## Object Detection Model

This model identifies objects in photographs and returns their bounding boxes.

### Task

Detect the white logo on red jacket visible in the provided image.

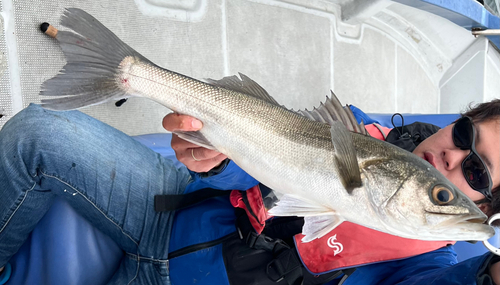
[327,234,344,256]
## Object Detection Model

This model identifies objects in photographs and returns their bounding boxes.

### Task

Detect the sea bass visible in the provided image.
[39,8,494,242]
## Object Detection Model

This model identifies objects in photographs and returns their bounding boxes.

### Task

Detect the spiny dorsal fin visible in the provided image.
[297,91,368,136]
[205,73,280,106]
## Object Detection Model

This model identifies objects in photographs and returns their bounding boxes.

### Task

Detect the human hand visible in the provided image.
[162,113,227,172]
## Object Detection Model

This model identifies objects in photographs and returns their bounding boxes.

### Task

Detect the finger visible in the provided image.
[170,133,198,151]
[212,153,228,164]
[189,162,219,173]
[191,148,226,161]
[162,113,203,132]
[188,154,229,173]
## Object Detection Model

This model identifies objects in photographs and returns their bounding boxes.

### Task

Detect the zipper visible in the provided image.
[168,232,238,259]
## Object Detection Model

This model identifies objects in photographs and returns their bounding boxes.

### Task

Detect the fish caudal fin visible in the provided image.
[268,194,344,241]
[40,8,149,110]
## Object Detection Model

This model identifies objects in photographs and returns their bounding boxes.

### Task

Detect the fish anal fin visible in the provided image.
[174,131,216,150]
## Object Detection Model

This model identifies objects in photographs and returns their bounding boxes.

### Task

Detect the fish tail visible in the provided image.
[40,8,149,110]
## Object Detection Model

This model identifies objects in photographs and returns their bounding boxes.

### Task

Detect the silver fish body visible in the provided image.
[40,8,494,242]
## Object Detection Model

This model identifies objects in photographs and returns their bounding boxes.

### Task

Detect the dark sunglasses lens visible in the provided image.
[463,153,490,190]
[453,117,473,149]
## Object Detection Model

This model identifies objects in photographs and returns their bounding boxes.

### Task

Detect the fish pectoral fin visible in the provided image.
[330,121,362,193]
[268,194,332,216]
[174,131,216,150]
[301,215,344,243]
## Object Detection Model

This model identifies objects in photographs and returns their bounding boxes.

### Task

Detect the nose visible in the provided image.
[443,148,469,171]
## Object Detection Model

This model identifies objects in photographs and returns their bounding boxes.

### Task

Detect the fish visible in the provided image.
[39,8,495,242]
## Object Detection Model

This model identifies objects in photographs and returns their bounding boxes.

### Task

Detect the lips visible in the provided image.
[424,152,437,168]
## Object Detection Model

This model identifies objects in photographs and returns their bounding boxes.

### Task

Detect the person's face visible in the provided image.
[413,118,500,202]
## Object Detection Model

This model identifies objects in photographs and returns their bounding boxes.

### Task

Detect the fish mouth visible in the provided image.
[434,213,488,226]
[452,222,495,241]
[463,217,488,224]
[387,216,494,241]
[427,213,495,241]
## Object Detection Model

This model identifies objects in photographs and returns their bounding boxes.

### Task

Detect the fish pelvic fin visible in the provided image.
[330,121,362,192]
[268,194,333,216]
[40,8,150,110]
[301,215,344,243]
[268,194,344,242]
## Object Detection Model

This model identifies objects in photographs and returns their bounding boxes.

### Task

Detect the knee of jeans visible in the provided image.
[0,104,77,154]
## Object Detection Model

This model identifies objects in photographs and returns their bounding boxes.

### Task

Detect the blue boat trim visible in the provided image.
[394,0,500,48]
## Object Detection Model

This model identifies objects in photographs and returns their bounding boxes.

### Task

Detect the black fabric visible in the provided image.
[385,121,441,152]
[197,158,231,178]
[223,235,289,285]
[261,216,304,246]
[154,188,229,212]
[267,249,304,284]
[260,184,280,210]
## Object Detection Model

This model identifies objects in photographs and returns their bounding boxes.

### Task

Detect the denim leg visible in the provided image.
[0,104,191,282]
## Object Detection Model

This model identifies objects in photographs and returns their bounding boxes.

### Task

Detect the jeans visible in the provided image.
[0,104,191,284]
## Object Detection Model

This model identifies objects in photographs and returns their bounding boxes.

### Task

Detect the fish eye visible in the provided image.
[431,185,454,205]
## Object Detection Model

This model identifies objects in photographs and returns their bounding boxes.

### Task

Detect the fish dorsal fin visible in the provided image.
[330,121,362,192]
[205,73,280,106]
[297,91,368,136]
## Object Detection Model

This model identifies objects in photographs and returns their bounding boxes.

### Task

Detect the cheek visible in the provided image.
[445,170,485,201]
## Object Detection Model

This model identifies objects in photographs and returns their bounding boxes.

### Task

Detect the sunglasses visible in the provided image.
[452,116,493,201]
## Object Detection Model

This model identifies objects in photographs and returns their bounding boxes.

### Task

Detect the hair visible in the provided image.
[461,99,500,223]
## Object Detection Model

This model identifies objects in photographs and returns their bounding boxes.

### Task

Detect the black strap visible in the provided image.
[245,231,303,285]
[246,231,290,253]
[266,249,303,285]
[237,206,304,285]
[154,188,230,212]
